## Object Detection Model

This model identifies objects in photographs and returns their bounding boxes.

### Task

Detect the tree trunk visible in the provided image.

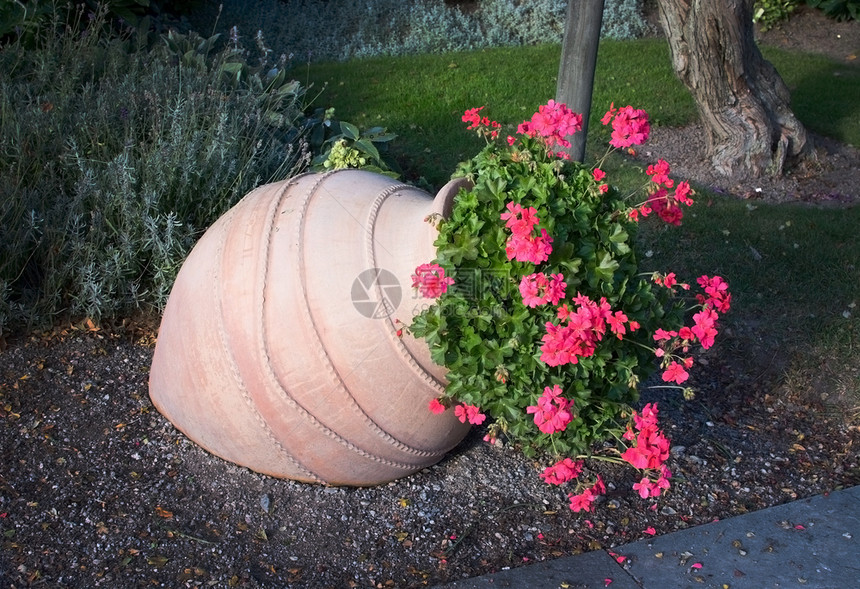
[556,0,605,162]
[656,0,811,180]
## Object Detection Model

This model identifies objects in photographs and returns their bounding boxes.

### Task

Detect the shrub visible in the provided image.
[806,0,859,20]
[181,0,650,62]
[0,0,170,45]
[599,0,653,39]
[753,0,803,30]
[0,8,311,333]
[475,0,568,46]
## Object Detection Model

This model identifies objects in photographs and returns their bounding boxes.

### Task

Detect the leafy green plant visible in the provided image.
[0,0,59,43]
[0,0,155,46]
[79,0,150,25]
[310,109,399,177]
[753,0,802,30]
[806,0,859,20]
[408,102,731,510]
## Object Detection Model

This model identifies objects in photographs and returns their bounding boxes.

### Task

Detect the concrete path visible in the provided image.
[435,485,860,589]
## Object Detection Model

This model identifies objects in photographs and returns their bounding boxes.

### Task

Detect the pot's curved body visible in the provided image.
[149,170,469,485]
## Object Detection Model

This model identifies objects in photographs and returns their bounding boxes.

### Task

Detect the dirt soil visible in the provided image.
[2,8,860,589]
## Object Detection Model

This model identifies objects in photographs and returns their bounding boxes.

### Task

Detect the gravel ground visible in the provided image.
[1,318,859,588]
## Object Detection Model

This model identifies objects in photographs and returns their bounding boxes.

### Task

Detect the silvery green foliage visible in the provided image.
[349,0,480,58]
[0,23,309,332]
[476,0,568,47]
[183,0,649,62]
[601,0,653,40]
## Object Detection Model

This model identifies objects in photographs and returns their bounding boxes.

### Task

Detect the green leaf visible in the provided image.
[340,121,360,141]
[438,231,480,265]
[274,79,301,97]
[353,138,381,162]
[594,250,620,282]
[220,61,243,76]
[364,128,397,142]
[486,176,507,198]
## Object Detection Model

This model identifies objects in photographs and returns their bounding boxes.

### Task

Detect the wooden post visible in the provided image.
[556,0,605,162]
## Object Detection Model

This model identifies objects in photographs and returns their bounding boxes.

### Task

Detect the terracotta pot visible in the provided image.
[149,170,470,486]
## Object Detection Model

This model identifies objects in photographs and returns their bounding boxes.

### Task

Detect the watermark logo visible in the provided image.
[351,268,402,319]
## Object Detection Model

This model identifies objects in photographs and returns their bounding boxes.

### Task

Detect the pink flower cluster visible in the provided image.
[568,475,606,513]
[517,99,582,154]
[540,293,639,367]
[526,384,573,434]
[462,106,501,140]
[629,159,694,225]
[620,403,672,498]
[653,275,731,384]
[455,403,487,425]
[411,263,454,298]
[500,202,553,264]
[601,103,650,149]
[540,457,584,485]
[696,275,732,313]
[431,102,732,514]
[519,272,566,308]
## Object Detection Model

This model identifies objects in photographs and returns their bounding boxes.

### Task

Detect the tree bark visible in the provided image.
[556,0,605,162]
[656,0,811,180]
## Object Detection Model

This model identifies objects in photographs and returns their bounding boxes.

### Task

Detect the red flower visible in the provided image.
[662,361,689,384]
[428,398,446,415]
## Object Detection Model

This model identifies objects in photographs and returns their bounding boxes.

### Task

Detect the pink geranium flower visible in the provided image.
[412,263,454,298]
[646,159,673,187]
[674,181,694,205]
[633,477,656,498]
[519,273,567,308]
[454,403,487,425]
[696,275,732,313]
[568,489,597,512]
[428,398,446,414]
[540,294,630,367]
[505,228,553,264]
[540,458,584,485]
[500,202,539,236]
[602,104,650,148]
[518,99,582,151]
[568,477,606,512]
[462,106,501,139]
[526,385,573,434]
[691,308,719,349]
[653,328,677,342]
[662,361,689,384]
[652,196,684,225]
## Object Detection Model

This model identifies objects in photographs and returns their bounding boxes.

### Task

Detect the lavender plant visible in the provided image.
[0,9,311,333]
